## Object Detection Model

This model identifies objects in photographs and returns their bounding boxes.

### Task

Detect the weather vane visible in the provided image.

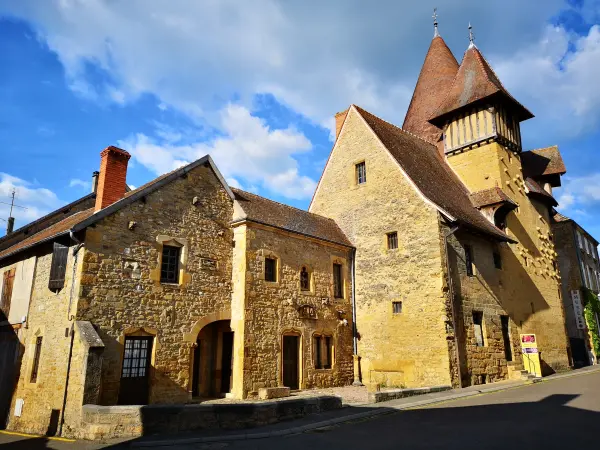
[433,8,439,37]
[468,22,475,47]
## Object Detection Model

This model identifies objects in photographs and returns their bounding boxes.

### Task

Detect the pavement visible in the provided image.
[2,364,600,449]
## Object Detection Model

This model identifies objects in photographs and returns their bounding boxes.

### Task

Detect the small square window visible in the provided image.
[265,257,277,282]
[160,245,181,284]
[493,251,502,269]
[387,232,398,250]
[392,301,402,314]
[356,162,366,184]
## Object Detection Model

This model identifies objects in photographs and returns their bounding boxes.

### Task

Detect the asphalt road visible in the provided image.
[2,370,600,449]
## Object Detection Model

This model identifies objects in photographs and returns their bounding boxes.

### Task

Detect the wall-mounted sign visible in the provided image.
[297,304,317,319]
[571,290,586,330]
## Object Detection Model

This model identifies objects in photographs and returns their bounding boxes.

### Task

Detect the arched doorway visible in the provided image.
[191,320,233,398]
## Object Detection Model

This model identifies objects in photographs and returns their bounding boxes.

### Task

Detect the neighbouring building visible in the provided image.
[552,212,600,367]
[0,18,574,439]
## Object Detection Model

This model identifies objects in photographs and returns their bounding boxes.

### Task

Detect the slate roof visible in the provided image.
[354,106,512,242]
[430,45,533,126]
[402,36,459,144]
[232,188,352,247]
[0,209,95,260]
[470,187,517,209]
[525,177,558,207]
[521,146,566,178]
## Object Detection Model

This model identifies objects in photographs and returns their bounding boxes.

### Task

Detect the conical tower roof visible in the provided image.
[429,44,533,126]
[402,35,459,144]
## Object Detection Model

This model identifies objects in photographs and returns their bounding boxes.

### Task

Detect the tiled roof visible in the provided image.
[521,146,566,178]
[470,187,517,209]
[525,177,558,206]
[232,188,352,247]
[402,36,459,144]
[0,209,94,260]
[430,45,533,125]
[354,106,511,242]
[553,211,571,223]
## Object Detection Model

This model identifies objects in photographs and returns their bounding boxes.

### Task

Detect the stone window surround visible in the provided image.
[386,231,398,250]
[351,158,367,189]
[280,328,303,388]
[27,326,45,386]
[312,330,335,370]
[258,250,281,287]
[155,235,188,286]
[299,264,314,295]
[331,256,347,300]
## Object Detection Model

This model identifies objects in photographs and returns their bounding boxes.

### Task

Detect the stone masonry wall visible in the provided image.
[76,164,234,405]
[238,223,354,397]
[310,108,452,389]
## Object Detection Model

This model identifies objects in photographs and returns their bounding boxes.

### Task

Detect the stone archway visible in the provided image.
[183,309,231,343]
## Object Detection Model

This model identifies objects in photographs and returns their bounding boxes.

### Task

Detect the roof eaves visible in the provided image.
[0,230,71,262]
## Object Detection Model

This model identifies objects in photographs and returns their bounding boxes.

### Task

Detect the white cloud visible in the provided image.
[555,172,600,215]
[118,104,315,199]
[69,178,91,190]
[495,25,600,138]
[0,173,62,234]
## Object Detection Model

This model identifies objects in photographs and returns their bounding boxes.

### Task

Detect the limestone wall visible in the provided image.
[310,108,452,388]
[0,255,36,325]
[238,223,354,397]
[76,164,234,405]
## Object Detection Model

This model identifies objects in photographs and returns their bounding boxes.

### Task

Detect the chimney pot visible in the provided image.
[91,171,100,194]
[95,146,131,212]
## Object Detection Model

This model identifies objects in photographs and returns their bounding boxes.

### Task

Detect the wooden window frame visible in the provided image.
[30,336,43,383]
[333,263,343,299]
[160,245,181,284]
[355,161,366,185]
[265,257,277,282]
[49,242,69,290]
[387,232,398,250]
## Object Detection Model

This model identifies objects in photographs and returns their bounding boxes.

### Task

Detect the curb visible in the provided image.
[131,366,600,447]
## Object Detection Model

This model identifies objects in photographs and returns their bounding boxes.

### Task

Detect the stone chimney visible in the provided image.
[335,108,349,141]
[95,146,131,212]
[91,171,99,194]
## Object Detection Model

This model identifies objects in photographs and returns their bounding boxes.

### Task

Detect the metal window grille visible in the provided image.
[465,245,474,276]
[121,337,151,378]
[160,245,180,283]
[392,301,403,314]
[387,232,398,250]
[265,258,277,282]
[356,162,366,184]
[300,267,310,291]
[30,336,43,383]
[333,263,343,298]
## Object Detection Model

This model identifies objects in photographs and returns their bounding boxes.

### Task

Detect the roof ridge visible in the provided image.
[232,188,338,223]
[354,105,437,148]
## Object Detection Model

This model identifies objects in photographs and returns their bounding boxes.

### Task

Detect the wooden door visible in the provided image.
[118,336,153,405]
[192,341,201,397]
[220,332,234,393]
[282,335,299,390]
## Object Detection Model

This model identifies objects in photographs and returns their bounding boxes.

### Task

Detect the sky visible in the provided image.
[0,0,599,240]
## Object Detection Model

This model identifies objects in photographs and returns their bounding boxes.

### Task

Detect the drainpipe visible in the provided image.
[57,230,84,437]
[443,224,463,388]
[350,247,363,385]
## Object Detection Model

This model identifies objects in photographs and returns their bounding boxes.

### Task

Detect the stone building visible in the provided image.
[0,20,574,438]
[552,212,600,367]
[311,26,570,388]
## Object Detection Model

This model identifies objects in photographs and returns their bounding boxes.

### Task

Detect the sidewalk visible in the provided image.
[130,365,600,447]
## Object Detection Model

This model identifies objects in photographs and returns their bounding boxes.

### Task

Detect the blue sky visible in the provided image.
[0,0,599,241]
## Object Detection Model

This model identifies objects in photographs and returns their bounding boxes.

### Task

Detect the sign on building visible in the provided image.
[571,290,586,330]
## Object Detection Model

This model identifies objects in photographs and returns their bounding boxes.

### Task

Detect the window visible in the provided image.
[160,245,181,283]
[387,232,398,250]
[333,263,343,298]
[472,311,485,347]
[578,231,584,249]
[265,257,277,282]
[493,251,502,270]
[465,245,474,277]
[314,335,333,369]
[48,242,68,290]
[1,268,15,319]
[300,267,310,291]
[356,162,366,184]
[30,336,43,383]
[392,301,403,314]
[122,337,152,378]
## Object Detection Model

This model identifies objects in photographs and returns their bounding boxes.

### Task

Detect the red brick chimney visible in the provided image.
[335,108,349,141]
[95,146,131,212]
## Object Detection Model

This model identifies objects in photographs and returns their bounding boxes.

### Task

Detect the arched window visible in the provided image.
[300,267,310,291]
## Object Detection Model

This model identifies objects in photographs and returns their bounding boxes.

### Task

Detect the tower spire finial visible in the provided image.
[433,8,439,37]
[468,22,475,48]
